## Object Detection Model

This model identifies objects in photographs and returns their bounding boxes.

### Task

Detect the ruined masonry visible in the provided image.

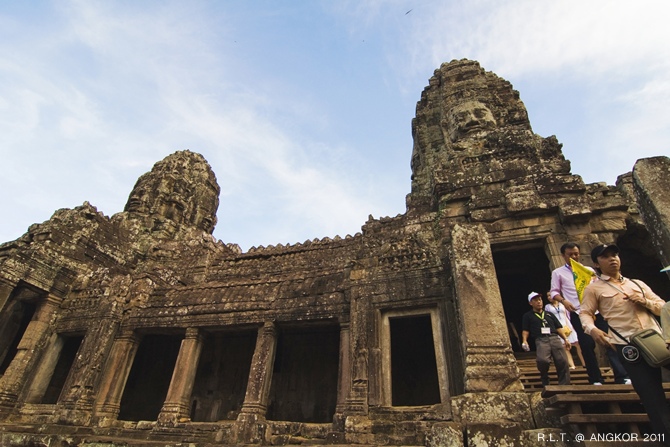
[0,59,669,446]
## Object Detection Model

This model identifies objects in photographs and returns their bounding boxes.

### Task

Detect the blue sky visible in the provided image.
[1,1,669,251]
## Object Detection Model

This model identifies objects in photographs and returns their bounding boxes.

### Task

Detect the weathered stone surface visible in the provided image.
[465,422,523,447]
[451,392,532,430]
[633,156,670,267]
[0,60,668,446]
[425,422,464,447]
[409,59,573,220]
[528,391,561,429]
[447,224,523,393]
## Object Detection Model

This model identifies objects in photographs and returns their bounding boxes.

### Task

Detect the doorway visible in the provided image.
[492,242,552,352]
[117,334,182,421]
[267,323,340,423]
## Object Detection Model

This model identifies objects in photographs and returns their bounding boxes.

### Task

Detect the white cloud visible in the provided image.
[407,1,670,79]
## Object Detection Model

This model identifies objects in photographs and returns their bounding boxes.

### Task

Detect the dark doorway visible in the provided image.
[492,244,552,351]
[190,330,257,422]
[389,314,440,406]
[118,334,182,421]
[267,324,339,423]
[41,335,84,404]
[0,299,37,374]
[617,226,670,300]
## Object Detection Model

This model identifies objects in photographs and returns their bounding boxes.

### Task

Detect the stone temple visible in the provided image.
[0,59,669,446]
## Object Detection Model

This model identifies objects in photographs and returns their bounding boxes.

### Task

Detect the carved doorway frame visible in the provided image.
[379,307,449,407]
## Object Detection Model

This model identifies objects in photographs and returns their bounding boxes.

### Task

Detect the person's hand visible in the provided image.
[521,342,530,352]
[564,340,571,350]
[562,299,576,313]
[624,291,646,305]
[589,327,614,350]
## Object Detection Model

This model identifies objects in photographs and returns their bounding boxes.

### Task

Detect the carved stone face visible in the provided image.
[124,151,219,234]
[445,101,497,143]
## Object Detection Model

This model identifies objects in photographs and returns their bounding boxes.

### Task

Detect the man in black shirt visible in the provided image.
[522,291,572,386]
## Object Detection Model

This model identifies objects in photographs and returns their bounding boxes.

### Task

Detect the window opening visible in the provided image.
[389,314,440,406]
[267,324,339,422]
[0,300,37,374]
[41,335,84,404]
[118,334,182,421]
[190,330,256,422]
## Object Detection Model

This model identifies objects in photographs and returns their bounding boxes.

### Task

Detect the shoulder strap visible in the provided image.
[630,279,646,297]
[608,325,630,344]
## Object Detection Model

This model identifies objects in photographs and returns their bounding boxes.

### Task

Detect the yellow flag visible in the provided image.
[570,258,595,303]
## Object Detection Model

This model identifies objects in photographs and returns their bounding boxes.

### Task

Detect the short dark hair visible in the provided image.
[560,242,580,254]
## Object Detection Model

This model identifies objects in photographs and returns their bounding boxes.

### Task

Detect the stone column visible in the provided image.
[332,319,351,431]
[56,318,120,425]
[0,276,16,315]
[93,329,139,426]
[335,319,351,413]
[447,223,523,393]
[633,156,670,268]
[236,321,277,444]
[23,333,65,404]
[157,327,204,426]
[0,293,62,415]
[345,291,369,414]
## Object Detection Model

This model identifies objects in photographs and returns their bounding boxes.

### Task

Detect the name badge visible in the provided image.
[541,327,551,335]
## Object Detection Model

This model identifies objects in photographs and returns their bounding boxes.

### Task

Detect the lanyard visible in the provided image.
[551,304,566,324]
[534,311,547,326]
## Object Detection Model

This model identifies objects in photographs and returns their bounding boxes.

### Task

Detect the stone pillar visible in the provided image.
[157,328,204,426]
[447,223,523,392]
[332,319,351,430]
[23,333,65,404]
[345,291,369,414]
[0,294,62,415]
[0,276,16,315]
[93,329,139,425]
[57,318,120,425]
[336,319,351,413]
[236,321,277,444]
[633,156,670,268]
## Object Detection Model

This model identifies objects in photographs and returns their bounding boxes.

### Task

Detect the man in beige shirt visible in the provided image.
[581,244,669,441]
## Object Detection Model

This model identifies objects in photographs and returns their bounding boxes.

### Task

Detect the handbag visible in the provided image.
[630,328,670,368]
[602,279,670,367]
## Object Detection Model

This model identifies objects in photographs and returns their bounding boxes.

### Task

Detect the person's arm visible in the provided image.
[628,280,665,316]
[580,285,614,349]
[521,314,531,351]
[551,269,576,312]
[557,327,572,350]
[521,330,530,351]
[661,302,670,344]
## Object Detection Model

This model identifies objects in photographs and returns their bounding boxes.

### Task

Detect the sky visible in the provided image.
[1,1,669,251]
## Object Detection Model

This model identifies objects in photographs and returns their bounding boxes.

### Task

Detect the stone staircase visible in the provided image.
[516,354,615,391]
[516,353,667,446]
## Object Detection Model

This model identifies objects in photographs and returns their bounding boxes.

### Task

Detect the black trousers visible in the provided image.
[570,311,603,383]
[615,345,670,443]
[570,312,629,383]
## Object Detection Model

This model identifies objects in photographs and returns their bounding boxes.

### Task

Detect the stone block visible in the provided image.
[425,422,464,447]
[465,422,523,446]
[451,392,533,430]
[633,156,670,266]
